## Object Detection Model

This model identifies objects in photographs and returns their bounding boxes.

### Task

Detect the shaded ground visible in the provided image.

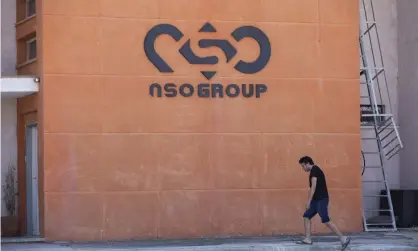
[2,230,418,250]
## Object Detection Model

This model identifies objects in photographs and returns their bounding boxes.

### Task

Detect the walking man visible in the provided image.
[297,156,351,250]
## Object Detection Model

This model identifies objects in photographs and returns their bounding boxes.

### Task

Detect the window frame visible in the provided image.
[26,0,36,18]
[26,37,37,62]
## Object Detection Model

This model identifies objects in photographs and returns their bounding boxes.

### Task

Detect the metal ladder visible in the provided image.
[359,0,403,232]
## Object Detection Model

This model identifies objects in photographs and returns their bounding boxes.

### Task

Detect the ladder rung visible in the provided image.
[360,65,384,68]
[377,120,392,134]
[360,67,384,70]
[361,125,377,129]
[366,223,394,226]
[386,146,402,160]
[385,144,401,156]
[361,137,378,140]
[363,180,385,183]
[363,195,388,198]
[364,209,391,212]
[364,228,397,232]
[372,69,384,80]
[361,113,393,118]
[366,222,395,225]
[382,136,398,150]
[380,129,395,142]
[362,23,376,35]
[362,166,383,169]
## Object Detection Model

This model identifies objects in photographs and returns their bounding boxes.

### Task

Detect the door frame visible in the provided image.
[17,111,38,236]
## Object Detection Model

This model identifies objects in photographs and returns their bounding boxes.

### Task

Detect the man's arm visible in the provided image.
[307,177,317,208]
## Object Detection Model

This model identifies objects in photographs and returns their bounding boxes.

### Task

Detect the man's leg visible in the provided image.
[318,199,349,245]
[324,221,347,243]
[303,217,312,242]
[300,201,317,244]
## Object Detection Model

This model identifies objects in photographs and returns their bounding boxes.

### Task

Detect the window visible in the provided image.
[26,0,36,17]
[26,38,37,61]
[360,104,385,126]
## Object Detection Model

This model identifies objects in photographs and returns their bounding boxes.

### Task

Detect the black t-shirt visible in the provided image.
[309,165,329,200]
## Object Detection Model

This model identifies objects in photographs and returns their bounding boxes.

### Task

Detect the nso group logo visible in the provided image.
[144,22,271,98]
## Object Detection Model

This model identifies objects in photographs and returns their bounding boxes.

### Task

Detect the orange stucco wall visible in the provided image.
[40,0,362,241]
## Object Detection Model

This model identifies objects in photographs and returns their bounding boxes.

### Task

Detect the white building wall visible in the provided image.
[360,0,400,215]
[369,0,400,189]
[1,0,16,76]
[1,0,18,217]
[398,0,418,190]
[1,99,18,216]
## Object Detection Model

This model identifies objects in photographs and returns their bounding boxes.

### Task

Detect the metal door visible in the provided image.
[25,124,39,236]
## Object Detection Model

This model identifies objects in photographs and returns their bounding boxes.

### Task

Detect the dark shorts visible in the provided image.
[303,198,330,223]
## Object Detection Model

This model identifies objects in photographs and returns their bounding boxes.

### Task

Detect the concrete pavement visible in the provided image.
[2,230,418,250]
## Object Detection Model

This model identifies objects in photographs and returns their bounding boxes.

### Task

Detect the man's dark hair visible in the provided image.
[299,156,314,165]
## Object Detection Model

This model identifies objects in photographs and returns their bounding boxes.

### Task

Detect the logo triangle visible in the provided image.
[199,22,217,33]
[201,71,217,80]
